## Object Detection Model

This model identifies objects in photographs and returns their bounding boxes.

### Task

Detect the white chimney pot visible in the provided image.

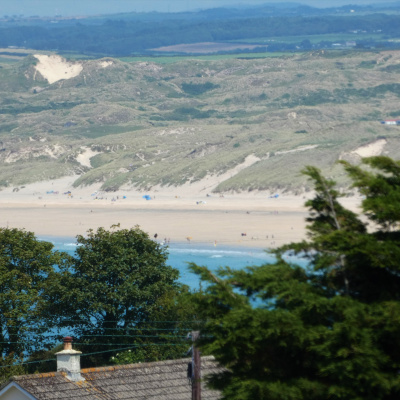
[55,337,84,382]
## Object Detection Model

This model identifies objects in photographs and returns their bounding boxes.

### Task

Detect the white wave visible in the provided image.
[169,247,267,257]
[63,242,79,247]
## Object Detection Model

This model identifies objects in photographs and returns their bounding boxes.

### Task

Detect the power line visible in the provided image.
[0,358,56,369]
[75,334,188,338]
[57,328,196,332]
[0,333,192,346]
[77,328,193,331]
[1,342,187,346]
[48,328,195,333]
[1,318,204,323]
[0,343,189,369]
[80,344,185,357]
[76,342,187,347]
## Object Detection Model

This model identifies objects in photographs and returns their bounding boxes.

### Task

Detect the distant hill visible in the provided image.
[0,3,400,57]
[1,49,400,193]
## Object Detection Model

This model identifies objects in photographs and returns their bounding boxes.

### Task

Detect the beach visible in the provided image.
[0,176,362,249]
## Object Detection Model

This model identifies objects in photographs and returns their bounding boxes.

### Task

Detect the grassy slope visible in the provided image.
[0,50,400,192]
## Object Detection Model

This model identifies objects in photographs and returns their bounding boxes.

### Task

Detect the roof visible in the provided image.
[1,357,222,400]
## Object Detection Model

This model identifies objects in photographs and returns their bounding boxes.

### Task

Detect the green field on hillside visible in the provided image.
[119,52,292,64]
[234,33,387,44]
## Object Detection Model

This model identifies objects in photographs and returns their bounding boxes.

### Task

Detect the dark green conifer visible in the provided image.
[190,157,400,400]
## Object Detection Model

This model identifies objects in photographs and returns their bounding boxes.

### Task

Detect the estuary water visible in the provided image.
[40,236,278,289]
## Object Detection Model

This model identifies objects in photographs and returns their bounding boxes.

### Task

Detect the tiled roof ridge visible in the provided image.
[0,372,67,391]
[11,371,61,381]
[81,355,216,373]
[6,355,217,381]
[1,356,223,400]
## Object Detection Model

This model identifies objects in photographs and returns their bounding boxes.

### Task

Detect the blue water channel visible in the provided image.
[40,236,283,289]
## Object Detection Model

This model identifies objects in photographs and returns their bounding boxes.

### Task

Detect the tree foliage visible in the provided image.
[48,225,189,366]
[190,156,400,400]
[1,13,400,56]
[0,228,68,382]
[0,225,191,376]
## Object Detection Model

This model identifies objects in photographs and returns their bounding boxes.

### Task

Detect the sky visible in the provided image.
[0,0,396,17]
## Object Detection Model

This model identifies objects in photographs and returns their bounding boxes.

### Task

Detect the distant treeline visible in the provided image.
[0,13,400,56]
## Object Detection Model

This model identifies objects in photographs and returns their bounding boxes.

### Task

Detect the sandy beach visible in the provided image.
[0,177,312,249]
[0,176,362,249]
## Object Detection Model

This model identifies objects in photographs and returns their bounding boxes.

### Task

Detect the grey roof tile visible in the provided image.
[3,356,223,400]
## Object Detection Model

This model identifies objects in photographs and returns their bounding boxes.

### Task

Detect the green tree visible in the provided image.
[50,225,190,366]
[0,354,26,385]
[0,228,68,380]
[189,156,400,400]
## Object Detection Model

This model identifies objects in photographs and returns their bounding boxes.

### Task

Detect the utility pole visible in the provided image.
[191,331,201,400]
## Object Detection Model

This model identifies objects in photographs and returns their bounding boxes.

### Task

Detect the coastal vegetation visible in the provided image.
[0,225,190,380]
[1,2,400,194]
[0,228,69,380]
[189,156,400,399]
[2,2,400,396]
[1,156,400,400]
[1,49,400,193]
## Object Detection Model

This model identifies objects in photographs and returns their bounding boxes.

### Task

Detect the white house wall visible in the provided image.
[0,383,36,400]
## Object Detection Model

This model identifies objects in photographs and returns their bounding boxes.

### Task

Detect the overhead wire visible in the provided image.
[1,318,204,323]
[0,343,191,369]
[0,328,198,336]
[0,334,189,343]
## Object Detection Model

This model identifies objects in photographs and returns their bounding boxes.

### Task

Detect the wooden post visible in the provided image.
[192,331,201,400]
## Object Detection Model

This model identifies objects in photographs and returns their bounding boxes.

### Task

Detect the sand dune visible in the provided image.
[34,54,83,84]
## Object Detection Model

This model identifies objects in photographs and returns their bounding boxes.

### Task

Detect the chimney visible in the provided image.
[55,337,84,382]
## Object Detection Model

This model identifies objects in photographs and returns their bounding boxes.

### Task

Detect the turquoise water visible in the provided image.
[40,236,278,289]
[35,236,308,343]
